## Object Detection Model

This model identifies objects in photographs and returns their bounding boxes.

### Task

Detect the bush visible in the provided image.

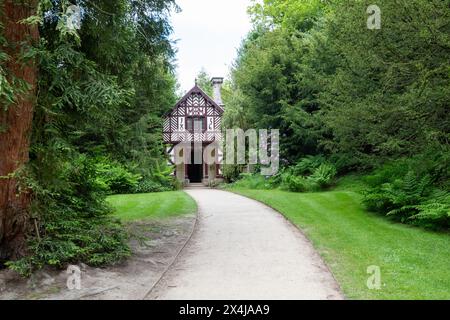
[228,157,337,193]
[230,173,275,190]
[133,179,172,193]
[222,164,244,183]
[147,162,180,191]
[279,160,337,192]
[131,162,180,194]
[280,173,310,192]
[410,193,450,229]
[95,158,141,195]
[329,153,364,173]
[292,155,326,176]
[363,155,450,230]
[7,155,130,276]
[309,163,337,188]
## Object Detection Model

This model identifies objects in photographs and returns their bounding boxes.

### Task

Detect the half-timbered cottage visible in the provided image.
[164,78,225,185]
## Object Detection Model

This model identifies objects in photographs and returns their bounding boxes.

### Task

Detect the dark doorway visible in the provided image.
[188,149,203,183]
[188,164,203,183]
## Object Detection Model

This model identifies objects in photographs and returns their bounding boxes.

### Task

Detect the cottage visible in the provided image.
[164,78,225,185]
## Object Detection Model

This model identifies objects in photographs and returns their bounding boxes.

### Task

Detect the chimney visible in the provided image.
[211,77,224,107]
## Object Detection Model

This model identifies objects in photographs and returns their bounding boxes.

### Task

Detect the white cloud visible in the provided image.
[170,0,252,92]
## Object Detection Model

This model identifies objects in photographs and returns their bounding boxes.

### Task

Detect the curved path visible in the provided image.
[147,188,343,300]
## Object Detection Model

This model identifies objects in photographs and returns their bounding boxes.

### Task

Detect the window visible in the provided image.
[194,118,203,131]
[187,117,204,132]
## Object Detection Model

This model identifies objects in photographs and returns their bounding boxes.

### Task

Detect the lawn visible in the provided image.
[107,191,197,221]
[231,188,450,300]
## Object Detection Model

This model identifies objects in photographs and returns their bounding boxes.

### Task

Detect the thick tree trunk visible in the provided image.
[0,0,39,262]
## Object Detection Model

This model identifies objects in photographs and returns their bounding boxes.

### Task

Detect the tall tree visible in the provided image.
[2,0,177,275]
[195,69,213,96]
[0,0,39,261]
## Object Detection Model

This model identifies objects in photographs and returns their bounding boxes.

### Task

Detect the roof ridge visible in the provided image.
[171,85,224,114]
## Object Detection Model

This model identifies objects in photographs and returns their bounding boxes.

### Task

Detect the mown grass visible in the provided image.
[107,191,197,221]
[231,188,450,300]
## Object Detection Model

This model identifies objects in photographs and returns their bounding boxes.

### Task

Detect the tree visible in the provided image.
[1,0,177,275]
[227,23,325,163]
[227,0,450,229]
[0,0,39,261]
[229,0,449,169]
[195,68,213,96]
[319,0,450,167]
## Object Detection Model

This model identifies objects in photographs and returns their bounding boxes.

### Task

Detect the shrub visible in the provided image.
[292,155,326,176]
[364,171,432,214]
[95,158,141,195]
[7,155,130,276]
[329,153,364,173]
[228,157,337,193]
[131,162,181,194]
[231,173,275,190]
[410,193,450,229]
[279,160,337,192]
[222,164,244,183]
[363,158,450,230]
[308,163,337,189]
[150,163,180,190]
[133,179,172,193]
[280,173,310,192]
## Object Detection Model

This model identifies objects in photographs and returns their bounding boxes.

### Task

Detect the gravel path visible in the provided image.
[147,188,343,300]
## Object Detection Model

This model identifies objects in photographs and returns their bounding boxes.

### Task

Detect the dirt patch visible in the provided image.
[0,213,196,300]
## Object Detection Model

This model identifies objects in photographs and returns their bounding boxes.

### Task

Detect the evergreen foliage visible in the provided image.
[2,0,178,274]
[226,0,449,229]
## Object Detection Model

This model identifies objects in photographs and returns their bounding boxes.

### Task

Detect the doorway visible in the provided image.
[188,149,203,183]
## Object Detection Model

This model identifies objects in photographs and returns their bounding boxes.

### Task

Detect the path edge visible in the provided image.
[142,191,200,300]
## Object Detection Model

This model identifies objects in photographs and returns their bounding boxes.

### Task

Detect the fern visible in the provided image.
[280,173,310,192]
[364,168,449,229]
[410,191,450,228]
[292,155,326,176]
[308,163,337,188]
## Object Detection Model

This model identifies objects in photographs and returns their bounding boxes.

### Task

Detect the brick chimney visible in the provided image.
[211,77,224,107]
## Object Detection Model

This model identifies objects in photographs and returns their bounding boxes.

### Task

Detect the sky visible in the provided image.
[170,0,253,92]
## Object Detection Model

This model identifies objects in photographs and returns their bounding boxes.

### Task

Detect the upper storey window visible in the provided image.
[187,117,204,132]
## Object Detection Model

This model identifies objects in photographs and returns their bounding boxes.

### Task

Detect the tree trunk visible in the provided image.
[0,0,39,262]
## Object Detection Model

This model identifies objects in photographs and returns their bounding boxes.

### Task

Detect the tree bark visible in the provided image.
[0,0,39,262]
